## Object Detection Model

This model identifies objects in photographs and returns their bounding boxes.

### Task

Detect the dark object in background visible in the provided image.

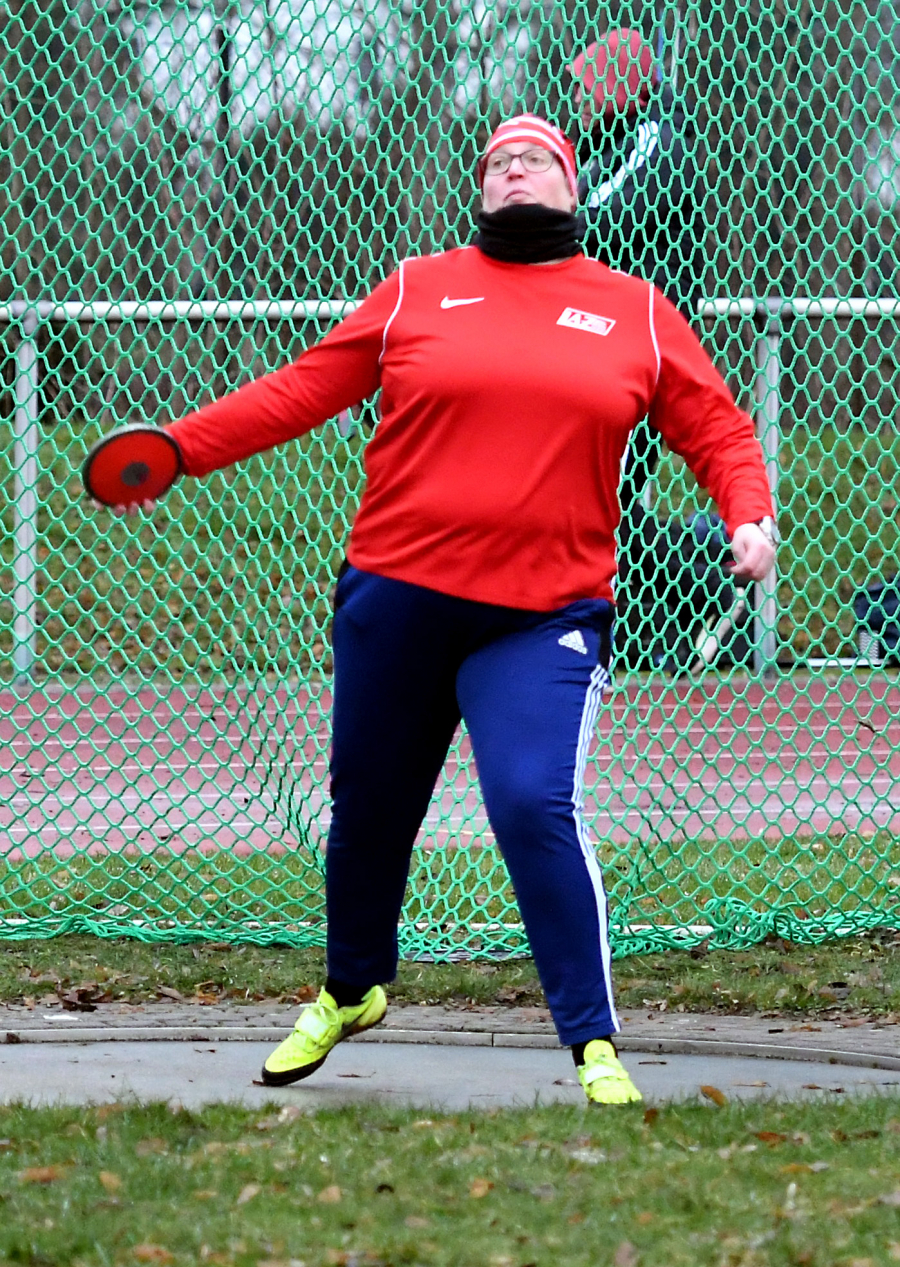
[571,32,706,545]
[854,576,900,665]
[616,506,752,673]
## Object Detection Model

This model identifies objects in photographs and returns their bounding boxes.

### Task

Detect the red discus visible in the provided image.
[82,425,183,507]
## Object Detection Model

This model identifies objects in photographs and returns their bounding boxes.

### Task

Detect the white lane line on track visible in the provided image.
[3,774,897,812]
[0,817,293,843]
[5,805,896,848]
[0,788,267,803]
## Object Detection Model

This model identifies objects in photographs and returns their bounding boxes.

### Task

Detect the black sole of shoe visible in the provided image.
[259,1013,386,1088]
[260,1053,328,1088]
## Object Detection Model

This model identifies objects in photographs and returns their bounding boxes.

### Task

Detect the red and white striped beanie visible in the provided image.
[478,114,578,198]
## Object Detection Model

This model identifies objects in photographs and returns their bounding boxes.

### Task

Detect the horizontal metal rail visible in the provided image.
[5,295,895,681]
[697,296,899,675]
[698,297,900,319]
[0,298,359,324]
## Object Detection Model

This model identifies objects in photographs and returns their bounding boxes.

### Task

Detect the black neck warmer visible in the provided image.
[473,203,582,264]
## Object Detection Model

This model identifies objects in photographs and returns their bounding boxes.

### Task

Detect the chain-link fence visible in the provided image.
[1,1,898,955]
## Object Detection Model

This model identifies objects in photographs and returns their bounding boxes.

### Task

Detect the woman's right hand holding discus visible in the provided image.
[94,498,158,516]
[82,426,182,513]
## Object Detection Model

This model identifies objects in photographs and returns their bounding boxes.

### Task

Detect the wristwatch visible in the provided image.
[753,516,781,546]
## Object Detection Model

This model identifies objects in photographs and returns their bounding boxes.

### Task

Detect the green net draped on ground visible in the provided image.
[1,2,898,957]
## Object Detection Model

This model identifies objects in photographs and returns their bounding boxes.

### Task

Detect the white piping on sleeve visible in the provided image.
[379,259,405,366]
[648,281,661,386]
[572,662,620,1034]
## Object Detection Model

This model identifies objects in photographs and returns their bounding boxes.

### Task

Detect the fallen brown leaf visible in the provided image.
[613,1241,639,1267]
[317,1184,342,1204]
[755,1131,788,1145]
[59,983,104,1012]
[18,1166,66,1184]
[700,1085,727,1107]
[827,1197,873,1216]
[469,1177,494,1199]
[255,1105,305,1131]
[132,1246,175,1264]
[135,1138,167,1157]
[283,983,317,1004]
[642,1108,659,1126]
[99,1171,122,1193]
[235,1183,260,1206]
[95,1103,128,1121]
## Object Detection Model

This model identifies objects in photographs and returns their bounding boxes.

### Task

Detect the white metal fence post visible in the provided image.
[12,306,40,681]
[754,301,781,678]
[3,298,360,683]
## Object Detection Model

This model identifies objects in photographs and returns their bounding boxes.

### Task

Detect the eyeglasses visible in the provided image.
[483,148,555,176]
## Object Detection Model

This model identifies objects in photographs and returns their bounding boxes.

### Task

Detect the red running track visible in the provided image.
[1,675,899,862]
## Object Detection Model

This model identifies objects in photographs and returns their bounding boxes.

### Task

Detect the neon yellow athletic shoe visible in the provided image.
[261,986,387,1087]
[577,1039,643,1105]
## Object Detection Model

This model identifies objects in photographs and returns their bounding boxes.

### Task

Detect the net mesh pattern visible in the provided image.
[1,1,898,956]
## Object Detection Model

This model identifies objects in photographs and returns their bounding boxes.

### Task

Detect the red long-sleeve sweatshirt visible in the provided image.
[166,248,774,611]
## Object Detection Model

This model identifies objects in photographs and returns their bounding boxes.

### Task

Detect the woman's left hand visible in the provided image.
[730,522,776,583]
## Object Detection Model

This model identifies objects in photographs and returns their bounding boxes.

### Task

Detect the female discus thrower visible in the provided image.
[128,115,778,1106]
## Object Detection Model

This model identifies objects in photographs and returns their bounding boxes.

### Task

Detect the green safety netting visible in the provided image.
[1,1,898,957]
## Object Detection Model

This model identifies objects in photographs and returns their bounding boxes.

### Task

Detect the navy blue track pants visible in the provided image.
[325,564,620,1046]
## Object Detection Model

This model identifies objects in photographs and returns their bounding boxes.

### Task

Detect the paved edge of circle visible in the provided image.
[3,1010,899,1071]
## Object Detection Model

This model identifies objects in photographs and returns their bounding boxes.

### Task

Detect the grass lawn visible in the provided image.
[1,932,898,1019]
[1,826,897,962]
[0,1098,899,1267]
